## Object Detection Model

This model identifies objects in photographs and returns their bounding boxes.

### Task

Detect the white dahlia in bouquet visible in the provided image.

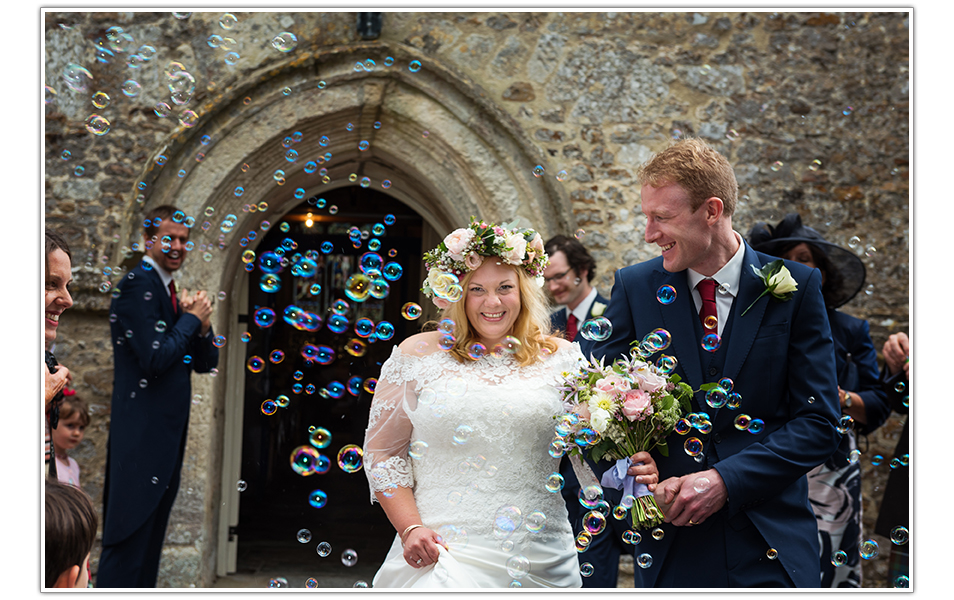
[555,330,693,530]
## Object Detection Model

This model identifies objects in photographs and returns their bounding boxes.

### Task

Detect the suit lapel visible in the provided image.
[652,268,703,395]
[721,244,770,382]
[141,265,177,321]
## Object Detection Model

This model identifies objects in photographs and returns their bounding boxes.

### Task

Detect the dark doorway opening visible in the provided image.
[235,186,424,584]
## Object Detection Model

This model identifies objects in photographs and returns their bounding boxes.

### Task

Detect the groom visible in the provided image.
[581,139,841,587]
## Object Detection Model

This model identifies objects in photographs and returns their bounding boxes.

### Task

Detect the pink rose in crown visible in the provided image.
[527,232,545,261]
[444,228,475,261]
[595,374,629,395]
[464,252,483,271]
[622,389,654,421]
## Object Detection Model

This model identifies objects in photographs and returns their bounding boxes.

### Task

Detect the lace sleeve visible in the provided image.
[363,346,416,504]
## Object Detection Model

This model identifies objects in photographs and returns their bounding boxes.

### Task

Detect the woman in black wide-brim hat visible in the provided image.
[748,213,890,588]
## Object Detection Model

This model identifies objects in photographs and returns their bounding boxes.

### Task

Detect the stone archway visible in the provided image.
[114,42,573,584]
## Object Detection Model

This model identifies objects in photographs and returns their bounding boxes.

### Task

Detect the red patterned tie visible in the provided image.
[697,279,718,337]
[566,313,578,341]
[169,280,179,313]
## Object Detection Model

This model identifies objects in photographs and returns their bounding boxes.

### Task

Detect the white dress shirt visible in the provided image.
[686,232,746,338]
[140,255,175,294]
[566,287,599,324]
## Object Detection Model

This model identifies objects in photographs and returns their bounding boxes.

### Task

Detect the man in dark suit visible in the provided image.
[580,139,842,588]
[98,205,219,587]
[543,235,625,587]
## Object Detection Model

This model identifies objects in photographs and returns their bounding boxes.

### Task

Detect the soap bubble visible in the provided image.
[247,356,265,373]
[637,554,653,569]
[290,445,322,476]
[545,472,565,493]
[656,285,677,304]
[341,549,358,567]
[890,526,908,545]
[310,427,332,449]
[316,541,332,556]
[532,165,545,177]
[580,317,612,341]
[583,511,606,535]
[766,548,778,560]
[297,529,312,543]
[85,114,110,136]
[337,445,364,473]
[860,539,879,559]
[831,550,848,567]
[268,577,288,588]
[684,437,703,456]
[701,333,721,352]
[63,63,93,92]
[506,554,530,579]
[409,60,422,72]
[705,387,727,409]
[401,302,423,320]
[525,511,547,533]
[492,505,522,540]
[271,31,298,53]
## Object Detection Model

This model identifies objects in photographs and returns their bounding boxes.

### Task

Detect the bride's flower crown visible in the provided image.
[422,218,549,304]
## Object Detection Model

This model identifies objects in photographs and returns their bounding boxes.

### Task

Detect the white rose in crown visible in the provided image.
[742,259,798,316]
[591,301,607,317]
[425,267,453,298]
[502,233,528,265]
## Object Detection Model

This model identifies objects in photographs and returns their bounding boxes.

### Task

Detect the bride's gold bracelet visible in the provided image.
[401,524,424,546]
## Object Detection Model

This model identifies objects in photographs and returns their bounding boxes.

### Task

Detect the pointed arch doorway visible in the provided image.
[224,186,435,584]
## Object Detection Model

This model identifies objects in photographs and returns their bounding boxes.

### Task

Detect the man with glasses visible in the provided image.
[543,235,625,587]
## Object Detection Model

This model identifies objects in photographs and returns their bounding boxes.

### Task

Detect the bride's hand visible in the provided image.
[627,450,659,492]
[403,527,444,568]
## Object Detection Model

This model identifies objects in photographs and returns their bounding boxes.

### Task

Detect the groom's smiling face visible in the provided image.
[641,183,715,274]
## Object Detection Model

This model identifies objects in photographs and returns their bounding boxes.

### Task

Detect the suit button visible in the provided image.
[708,367,718,376]
[714,433,722,444]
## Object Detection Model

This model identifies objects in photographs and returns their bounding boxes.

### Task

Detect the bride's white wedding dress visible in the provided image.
[363,342,587,588]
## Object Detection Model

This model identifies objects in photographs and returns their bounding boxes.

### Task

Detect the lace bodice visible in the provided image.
[364,342,587,545]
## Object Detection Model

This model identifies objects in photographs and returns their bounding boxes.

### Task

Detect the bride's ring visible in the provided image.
[415,558,423,565]
[688,519,697,525]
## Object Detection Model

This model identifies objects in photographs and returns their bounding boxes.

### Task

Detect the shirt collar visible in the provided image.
[686,231,746,297]
[141,255,175,290]
[568,287,599,321]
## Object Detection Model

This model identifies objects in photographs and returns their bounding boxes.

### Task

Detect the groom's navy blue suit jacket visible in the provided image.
[581,242,841,588]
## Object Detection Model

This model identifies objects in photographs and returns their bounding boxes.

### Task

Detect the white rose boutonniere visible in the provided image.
[741,259,798,316]
[591,301,607,317]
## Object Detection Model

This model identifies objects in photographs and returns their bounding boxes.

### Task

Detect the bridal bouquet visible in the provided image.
[555,331,693,530]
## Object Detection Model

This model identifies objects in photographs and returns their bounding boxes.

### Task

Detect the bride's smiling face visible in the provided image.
[464,260,521,348]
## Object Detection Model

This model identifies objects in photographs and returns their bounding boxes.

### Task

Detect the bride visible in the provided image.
[363,220,659,588]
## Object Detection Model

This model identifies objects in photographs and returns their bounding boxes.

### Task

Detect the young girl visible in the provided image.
[50,391,89,487]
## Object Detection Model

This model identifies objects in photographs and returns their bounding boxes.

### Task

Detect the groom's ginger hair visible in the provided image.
[637,138,739,216]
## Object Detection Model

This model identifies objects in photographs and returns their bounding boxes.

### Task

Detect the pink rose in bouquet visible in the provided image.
[622,389,653,421]
[595,374,630,395]
[635,368,668,393]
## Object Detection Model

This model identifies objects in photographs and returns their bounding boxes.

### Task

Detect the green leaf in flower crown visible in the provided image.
[699,382,722,392]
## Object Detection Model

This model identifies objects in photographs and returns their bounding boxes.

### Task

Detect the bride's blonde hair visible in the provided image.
[437,263,558,366]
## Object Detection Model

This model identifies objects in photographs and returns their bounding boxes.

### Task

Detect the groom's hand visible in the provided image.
[659,469,728,527]
[653,476,681,518]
